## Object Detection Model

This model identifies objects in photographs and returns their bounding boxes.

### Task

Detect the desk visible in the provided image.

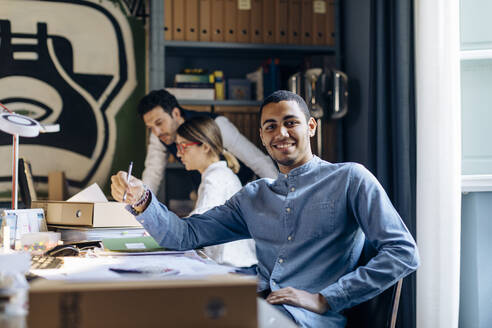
[28,252,296,328]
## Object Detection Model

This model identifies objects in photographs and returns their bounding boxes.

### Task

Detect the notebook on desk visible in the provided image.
[102,236,166,252]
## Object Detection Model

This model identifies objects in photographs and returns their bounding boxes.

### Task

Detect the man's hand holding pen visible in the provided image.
[110,171,150,213]
[122,161,133,202]
[110,170,144,204]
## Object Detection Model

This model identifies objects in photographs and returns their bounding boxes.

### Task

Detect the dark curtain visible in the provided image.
[368,1,416,328]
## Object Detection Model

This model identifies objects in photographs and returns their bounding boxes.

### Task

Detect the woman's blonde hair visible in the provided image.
[177,116,240,173]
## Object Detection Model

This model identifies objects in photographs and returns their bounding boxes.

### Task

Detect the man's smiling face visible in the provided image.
[259,100,316,173]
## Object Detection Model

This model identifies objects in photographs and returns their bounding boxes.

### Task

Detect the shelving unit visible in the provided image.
[179,99,262,106]
[163,42,337,96]
[149,1,343,95]
[147,1,344,204]
[164,40,336,54]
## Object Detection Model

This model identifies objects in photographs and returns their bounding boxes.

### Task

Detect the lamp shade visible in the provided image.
[0,112,40,137]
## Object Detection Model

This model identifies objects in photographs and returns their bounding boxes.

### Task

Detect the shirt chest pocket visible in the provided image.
[303,200,337,238]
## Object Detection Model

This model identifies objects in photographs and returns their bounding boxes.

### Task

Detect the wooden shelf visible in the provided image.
[164,40,334,52]
[164,40,335,57]
[178,99,262,106]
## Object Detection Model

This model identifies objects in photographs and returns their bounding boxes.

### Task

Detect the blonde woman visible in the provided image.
[176,116,257,268]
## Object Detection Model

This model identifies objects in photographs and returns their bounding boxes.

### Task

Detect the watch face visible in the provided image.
[0,0,137,194]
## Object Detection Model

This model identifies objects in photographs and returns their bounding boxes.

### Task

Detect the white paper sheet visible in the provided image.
[32,252,235,282]
[67,183,108,203]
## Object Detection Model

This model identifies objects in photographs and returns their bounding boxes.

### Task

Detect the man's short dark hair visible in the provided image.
[259,90,311,123]
[137,89,182,117]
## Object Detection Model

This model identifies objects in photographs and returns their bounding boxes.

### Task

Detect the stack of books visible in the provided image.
[262,58,280,99]
[246,58,280,101]
[167,69,216,100]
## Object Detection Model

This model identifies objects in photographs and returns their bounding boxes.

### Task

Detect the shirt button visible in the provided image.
[290,187,295,192]
[272,281,276,286]
[287,236,292,241]
[279,258,284,263]
[286,207,291,213]
[284,174,288,178]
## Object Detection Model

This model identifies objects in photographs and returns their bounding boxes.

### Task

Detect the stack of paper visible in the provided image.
[53,226,147,242]
[48,183,143,241]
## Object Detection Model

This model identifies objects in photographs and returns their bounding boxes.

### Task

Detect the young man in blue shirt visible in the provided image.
[111,90,420,327]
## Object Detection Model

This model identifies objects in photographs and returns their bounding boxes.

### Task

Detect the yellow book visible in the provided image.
[214,70,225,100]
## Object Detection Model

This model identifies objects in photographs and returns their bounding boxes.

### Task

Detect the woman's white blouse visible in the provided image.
[188,161,257,267]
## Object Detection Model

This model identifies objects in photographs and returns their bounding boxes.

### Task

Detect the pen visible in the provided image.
[122,161,133,202]
[109,267,179,276]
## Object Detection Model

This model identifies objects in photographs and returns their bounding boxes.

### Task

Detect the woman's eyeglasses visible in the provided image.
[176,141,201,153]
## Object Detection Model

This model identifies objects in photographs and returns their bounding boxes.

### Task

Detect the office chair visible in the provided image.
[344,239,404,328]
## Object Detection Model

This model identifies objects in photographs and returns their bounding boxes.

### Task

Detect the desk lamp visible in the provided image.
[0,102,59,209]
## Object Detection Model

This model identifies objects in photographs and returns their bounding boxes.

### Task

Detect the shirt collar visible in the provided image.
[271,156,320,193]
[203,160,227,175]
[277,155,320,178]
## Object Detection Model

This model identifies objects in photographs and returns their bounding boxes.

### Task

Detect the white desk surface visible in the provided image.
[31,251,297,327]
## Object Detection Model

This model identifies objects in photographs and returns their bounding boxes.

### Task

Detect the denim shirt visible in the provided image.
[133,156,420,328]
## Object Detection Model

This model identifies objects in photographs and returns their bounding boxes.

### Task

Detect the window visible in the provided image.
[459,1,492,327]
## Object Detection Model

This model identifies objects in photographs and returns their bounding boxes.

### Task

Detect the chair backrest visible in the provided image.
[344,240,404,328]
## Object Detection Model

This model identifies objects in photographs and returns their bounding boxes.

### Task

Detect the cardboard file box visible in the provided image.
[28,276,258,328]
[31,200,141,228]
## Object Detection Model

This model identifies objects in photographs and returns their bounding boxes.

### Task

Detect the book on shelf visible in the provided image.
[175,73,214,83]
[262,58,280,98]
[175,82,215,88]
[166,87,215,100]
[181,68,207,74]
[246,66,264,101]
[213,70,225,100]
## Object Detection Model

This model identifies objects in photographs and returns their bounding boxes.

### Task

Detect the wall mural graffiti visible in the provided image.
[0,0,139,196]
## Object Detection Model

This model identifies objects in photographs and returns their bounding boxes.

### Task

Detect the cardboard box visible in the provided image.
[31,200,141,228]
[28,276,258,328]
[48,171,68,201]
